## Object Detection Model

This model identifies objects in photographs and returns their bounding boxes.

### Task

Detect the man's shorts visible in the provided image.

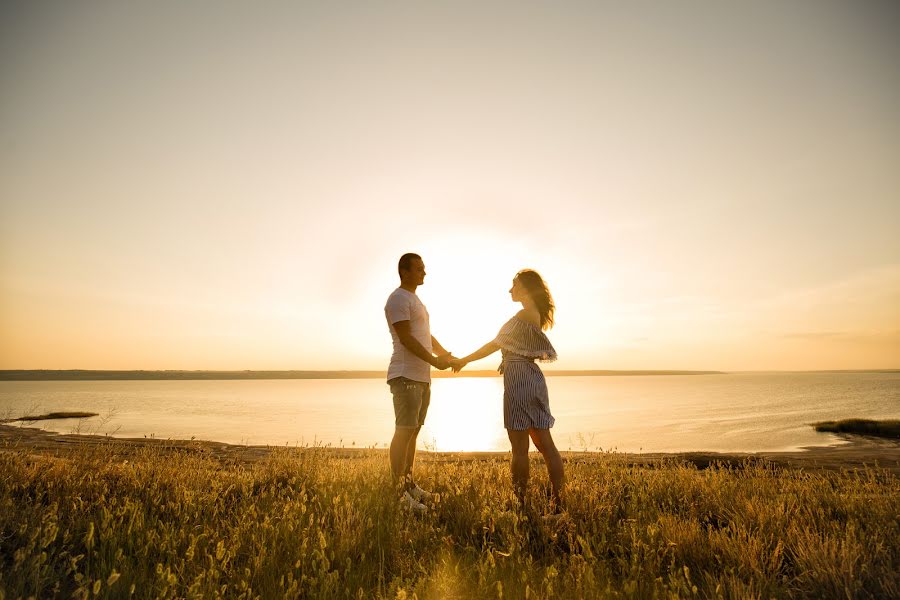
[388,376,431,429]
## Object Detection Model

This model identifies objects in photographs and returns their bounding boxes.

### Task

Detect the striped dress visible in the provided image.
[494,316,558,431]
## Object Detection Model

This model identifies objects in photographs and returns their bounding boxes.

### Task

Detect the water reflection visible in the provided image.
[420,378,506,451]
[0,373,897,453]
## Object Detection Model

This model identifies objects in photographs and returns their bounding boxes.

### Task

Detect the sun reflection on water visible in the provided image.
[419,378,508,452]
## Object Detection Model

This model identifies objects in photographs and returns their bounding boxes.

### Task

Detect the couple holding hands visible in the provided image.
[385,253,565,515]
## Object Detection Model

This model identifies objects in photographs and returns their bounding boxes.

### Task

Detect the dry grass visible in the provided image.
[1,444,898,599]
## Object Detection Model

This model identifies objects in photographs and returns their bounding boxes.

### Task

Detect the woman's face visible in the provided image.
[509,278,526,303]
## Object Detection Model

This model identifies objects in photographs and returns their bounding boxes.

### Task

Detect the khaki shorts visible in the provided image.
[388,376,431,429]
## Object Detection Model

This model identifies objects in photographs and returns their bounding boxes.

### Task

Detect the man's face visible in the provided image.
[403,258,427,286]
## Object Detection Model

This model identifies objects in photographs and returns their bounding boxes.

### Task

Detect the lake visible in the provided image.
[1,372,897,453]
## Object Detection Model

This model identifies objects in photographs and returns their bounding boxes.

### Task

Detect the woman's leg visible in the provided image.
[507,429,531,505]
[529,428,565,510]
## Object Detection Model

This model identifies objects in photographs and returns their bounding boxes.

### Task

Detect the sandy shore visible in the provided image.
[2,423,899,474]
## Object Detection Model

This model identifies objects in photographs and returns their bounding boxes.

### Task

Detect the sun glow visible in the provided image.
[415,231,551,360]
[419,378,507,452]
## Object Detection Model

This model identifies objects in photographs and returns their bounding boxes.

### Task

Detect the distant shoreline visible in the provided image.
[0,369,728,381]
[0,369,896,381]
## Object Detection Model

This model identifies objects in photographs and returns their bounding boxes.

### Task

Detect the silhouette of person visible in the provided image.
[451,269,565,513]
[384,253,454,513]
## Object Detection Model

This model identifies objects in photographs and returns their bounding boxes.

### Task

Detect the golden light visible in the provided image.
[419,378,507,452]
[416,230,541,357]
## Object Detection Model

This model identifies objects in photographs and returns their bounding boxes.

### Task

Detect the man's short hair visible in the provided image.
[398,253,422,276]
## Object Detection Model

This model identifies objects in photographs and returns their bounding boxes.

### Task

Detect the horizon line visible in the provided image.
[1,368,898,381]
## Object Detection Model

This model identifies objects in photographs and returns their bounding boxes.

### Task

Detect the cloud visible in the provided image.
[780,330,900,343]
[780,331,846,339]
[755,264,900,330]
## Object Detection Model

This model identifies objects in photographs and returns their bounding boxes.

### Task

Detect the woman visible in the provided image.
[451,269,565,512]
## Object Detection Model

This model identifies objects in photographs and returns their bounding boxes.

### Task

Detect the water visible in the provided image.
[1,372,897,453]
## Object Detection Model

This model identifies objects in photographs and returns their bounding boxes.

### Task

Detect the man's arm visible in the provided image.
[393,321,450,369]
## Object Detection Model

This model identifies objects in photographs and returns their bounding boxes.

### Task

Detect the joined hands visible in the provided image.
[434,354,468,373]
[449,357,467,373]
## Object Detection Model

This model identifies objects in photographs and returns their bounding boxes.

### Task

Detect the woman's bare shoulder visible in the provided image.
[515,309,541,328]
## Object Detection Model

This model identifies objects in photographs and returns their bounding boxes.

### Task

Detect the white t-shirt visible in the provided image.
[385,287,432,383]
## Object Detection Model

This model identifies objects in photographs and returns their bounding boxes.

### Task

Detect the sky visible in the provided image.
[1,1,899,371]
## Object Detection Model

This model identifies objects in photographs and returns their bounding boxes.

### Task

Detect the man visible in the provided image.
[385,252,454,513]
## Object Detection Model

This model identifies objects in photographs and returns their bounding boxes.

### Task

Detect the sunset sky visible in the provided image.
[1,1,898,371]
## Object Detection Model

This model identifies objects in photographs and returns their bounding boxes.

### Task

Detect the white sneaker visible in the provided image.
[408,483,432,502]
[401,491,427,514]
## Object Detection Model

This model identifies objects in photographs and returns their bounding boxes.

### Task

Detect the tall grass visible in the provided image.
[1,444,897,599]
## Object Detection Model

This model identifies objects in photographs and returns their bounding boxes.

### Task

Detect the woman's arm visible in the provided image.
[451,341,500,371]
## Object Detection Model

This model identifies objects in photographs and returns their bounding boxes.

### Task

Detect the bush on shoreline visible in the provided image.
[1,444,898,599]
[3,411,99,423]
[814,418,900,440]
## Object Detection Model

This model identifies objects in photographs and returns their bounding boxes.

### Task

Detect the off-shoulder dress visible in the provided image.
[493,316,558,430]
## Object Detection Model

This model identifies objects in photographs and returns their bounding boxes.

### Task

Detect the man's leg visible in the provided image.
[403,426,421,481]
[507,429,531,505]
[405,382,429,488]
[389,378,429,498]
[390,427,417,491]
[389,377,420,493]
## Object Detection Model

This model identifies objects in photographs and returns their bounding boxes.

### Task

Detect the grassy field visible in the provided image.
[1,442,898,599]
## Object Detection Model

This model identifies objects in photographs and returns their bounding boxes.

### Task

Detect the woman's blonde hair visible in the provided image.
[515,269,555,330]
